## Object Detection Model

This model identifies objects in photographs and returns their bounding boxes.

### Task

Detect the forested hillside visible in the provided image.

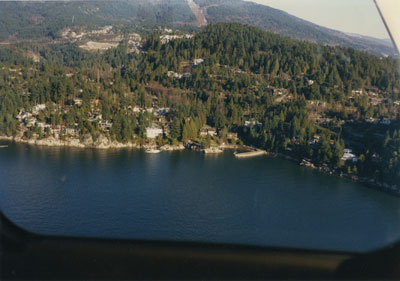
[0,23,399,190]
[0,0,195,40]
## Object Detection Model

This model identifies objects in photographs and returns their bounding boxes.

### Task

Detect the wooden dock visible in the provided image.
[234,150,267,158]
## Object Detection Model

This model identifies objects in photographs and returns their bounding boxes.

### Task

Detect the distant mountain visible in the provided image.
[0,0,195,40]
[194,0,397,57]
[345,33,393,47]
[0,0,397,57]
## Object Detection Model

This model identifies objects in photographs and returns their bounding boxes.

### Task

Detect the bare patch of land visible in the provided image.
[186,0,207,26]
[79,41,119,51]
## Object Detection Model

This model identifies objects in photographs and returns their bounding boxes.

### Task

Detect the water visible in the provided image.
[1,141,399,252]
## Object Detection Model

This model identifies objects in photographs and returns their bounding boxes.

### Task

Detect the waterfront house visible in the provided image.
[99,120,113,131]
[200,126,217,137]
[65,128,77,136]
[342,149,358,162]
[146,125,163,139]
[25,117,37,128]
[227,132,238,140]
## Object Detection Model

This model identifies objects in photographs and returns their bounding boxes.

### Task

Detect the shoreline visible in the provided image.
[266,152,400,198]
[2,135,399,197]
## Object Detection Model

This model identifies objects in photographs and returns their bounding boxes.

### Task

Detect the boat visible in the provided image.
[145,148,161,154]
[203,147,223,154]
[0,145,8,148]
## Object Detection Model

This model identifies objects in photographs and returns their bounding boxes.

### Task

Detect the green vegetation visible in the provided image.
[0,23,399,187]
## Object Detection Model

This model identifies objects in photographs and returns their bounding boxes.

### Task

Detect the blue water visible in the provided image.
[1,141,399,252]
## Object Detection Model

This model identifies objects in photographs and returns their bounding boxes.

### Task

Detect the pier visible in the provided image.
[234,149,267,158]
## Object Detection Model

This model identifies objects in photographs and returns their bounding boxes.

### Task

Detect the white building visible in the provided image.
[193,58,204,66]
[17,111,32,122]
[146,125,163,139]
[133,105,141,113]
[244,120,262,129]
[99,120,113,131]
[342,149,358,162]
[32,104,46,114]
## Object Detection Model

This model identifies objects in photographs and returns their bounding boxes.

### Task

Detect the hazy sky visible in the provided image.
[246,0,389,39]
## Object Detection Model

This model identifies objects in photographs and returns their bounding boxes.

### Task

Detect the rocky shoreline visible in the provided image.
[0,134,185,151]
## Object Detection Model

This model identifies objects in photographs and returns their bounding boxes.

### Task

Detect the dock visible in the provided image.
[234,149,267,158]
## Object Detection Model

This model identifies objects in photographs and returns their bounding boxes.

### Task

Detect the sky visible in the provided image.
[246,0,389,39]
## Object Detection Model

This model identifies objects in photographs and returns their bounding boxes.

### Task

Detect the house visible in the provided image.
[36,122,51,129]
[89,113,102,122]
[227,132,238,140]
[160,34,182,44]
[308,80,315,86]
[65,128,77,136]
[366,117,378,124]
[342,149,358,162]
[244,120,262,129]
[352,89,363,95]
[51,125,65,134]
[200,126,217,137]
[32,104,46,114]
[155,108,170,116]
[25,117,37,127]
[133,105,141,113]
[73,99,83,106]
[146,125,163,139]
[17,111,32,122]
[99,120,113,131]
[193,58,204,66]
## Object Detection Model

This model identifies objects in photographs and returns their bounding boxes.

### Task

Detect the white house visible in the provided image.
[99,120,113,131]
[342,149,358,162]
[193,58,204,66]
[244,120,262,129]
[32,104,46,114]
[146,125,163,139]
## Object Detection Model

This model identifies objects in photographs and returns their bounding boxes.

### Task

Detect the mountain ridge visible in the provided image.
[0,0,397,57]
